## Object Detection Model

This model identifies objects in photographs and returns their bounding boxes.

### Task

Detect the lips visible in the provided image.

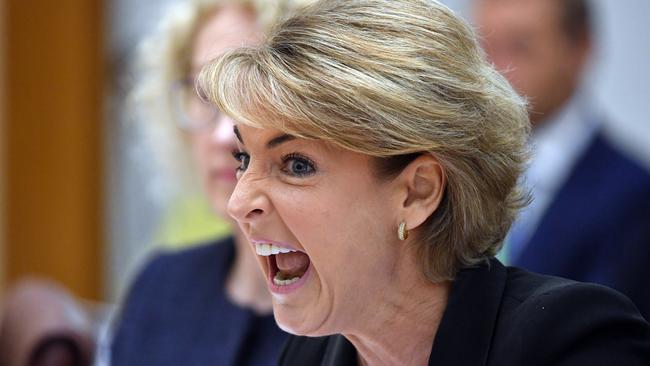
[252,240,311,294]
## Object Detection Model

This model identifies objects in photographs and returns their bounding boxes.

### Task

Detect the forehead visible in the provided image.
[191,5,261,73]
[235,124,312,149]
[235,124,345,157]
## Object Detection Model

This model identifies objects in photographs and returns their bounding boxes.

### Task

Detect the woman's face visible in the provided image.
[188,5,259,217]
[228,125,406,335]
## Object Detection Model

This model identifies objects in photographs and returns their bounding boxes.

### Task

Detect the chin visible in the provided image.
[272,303,303,335]
[275,319,304,335]
[274,313,313,336]
[272,303,332,337]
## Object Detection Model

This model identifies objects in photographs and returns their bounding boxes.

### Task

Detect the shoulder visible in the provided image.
[495,267,650,365]
[114,237,234,326]
[110,237,235,363]
[151,236,235,271]
[580,132,650,193]
[504,267,644,327]
[133,237,234,288]
[552,131,650,243]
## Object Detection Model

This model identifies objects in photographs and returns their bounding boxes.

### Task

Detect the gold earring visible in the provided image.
[398,221,409,241]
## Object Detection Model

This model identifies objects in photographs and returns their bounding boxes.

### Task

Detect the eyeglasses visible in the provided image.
[170,78,221,131]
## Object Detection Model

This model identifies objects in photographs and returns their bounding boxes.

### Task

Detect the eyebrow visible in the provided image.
[267,134,296,149]
[233,126,244,144]
[233,125,296,149]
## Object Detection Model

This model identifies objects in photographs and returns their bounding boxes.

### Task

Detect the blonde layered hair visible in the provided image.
[130,0,311,198]
[200,0,530,282]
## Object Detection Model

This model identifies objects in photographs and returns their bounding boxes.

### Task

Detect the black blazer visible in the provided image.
[279,259,650,365]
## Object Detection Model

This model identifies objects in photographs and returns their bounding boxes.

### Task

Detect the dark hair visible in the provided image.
[560,0,592,43]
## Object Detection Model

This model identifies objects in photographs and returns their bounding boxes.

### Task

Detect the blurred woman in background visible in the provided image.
[109,1,309,365]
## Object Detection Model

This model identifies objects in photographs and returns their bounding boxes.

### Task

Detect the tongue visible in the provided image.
[276,252,310,277]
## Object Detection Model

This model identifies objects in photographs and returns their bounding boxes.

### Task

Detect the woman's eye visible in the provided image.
[232,151,250,173]
[282,153,316,177]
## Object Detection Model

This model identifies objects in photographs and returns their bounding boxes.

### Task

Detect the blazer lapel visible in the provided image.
[428,259,507,366]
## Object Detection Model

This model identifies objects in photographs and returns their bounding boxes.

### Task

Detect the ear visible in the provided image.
[396,154,446,231]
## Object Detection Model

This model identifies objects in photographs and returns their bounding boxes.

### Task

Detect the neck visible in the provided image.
[346,268,450,366]
[225,227,273,314]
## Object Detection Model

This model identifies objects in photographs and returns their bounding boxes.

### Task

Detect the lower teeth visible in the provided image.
[273,273,301,286]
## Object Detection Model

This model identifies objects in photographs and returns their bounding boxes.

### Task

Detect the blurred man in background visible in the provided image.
[474,0,650,319]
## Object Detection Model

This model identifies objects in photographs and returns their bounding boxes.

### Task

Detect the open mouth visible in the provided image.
[254,243,311,287]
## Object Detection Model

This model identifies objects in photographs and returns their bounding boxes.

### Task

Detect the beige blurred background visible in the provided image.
[1,0,105,301]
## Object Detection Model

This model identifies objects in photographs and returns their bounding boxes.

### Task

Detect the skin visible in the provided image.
[187,4,271,313]
[473,0,591,126]
[229,124,451,365]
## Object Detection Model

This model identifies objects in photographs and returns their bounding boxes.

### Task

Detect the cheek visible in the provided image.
[276,189,335,244]
[279,184,395,277]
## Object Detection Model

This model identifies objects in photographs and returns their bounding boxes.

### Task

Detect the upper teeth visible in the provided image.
[255,243,297,256]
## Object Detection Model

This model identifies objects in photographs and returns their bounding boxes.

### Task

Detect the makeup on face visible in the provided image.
[228,124,401,336]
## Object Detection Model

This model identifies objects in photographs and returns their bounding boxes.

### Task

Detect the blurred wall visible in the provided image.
[1,0,6,295]
[2,0,105,300]
[591,0,650,169]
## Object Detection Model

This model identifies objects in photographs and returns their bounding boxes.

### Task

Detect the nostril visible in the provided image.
[247,208,264,218]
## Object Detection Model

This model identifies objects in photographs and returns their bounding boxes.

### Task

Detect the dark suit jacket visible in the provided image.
[279,259,650,365]
[516,133,650,320]
[111,238,287,366]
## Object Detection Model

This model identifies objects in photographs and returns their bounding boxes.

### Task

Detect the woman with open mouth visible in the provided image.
[198,0,650,364]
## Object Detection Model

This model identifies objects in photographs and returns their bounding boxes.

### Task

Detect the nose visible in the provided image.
[227,168,272,225]
[211,114,236,146]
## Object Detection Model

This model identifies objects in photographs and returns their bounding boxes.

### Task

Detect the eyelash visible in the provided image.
[232,150,249,173]
[281,153,317,177]
[230,150,316,177]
